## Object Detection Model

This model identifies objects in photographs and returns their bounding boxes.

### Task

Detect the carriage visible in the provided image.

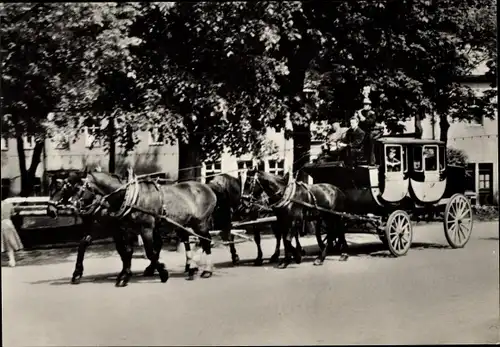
[302,136,473,257]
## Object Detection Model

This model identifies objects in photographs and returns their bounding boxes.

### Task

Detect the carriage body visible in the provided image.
[303,136,473,256]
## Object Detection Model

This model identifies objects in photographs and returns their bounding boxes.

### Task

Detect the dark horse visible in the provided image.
[244,168,348,267]
[48,171,169,286]
[208,173,304,266]
[50,171,217,285]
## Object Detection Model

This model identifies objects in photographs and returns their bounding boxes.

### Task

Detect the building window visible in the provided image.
[54,134,70,150]
[268,159,285,176]
[23,135,36,150]
[1,137,8,151]
[85,125,102,148]
[237,160,254,171]
[478,163,493,205]
[469,102,484,126]
[148,126,165,146]
[203,161,222,183]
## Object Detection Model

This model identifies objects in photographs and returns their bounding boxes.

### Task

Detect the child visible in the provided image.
[1,198,24,267]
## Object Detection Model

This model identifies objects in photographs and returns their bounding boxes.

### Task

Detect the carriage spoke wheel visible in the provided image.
[444,194,473,248]
[385,210,413,257]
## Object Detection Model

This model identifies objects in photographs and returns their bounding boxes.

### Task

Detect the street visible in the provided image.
[2,221,499,346]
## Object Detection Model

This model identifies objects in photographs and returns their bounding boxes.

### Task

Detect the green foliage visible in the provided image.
[446,147,469,167]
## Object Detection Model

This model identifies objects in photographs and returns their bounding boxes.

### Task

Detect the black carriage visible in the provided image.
[303,136,473,257]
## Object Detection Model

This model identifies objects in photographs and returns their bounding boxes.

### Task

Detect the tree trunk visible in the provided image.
[108,117,116,173]
[16,135,44,197]
[414,112,423,139]
[292,124,311,182]
[177,133,202,182]
[439,114,450,145]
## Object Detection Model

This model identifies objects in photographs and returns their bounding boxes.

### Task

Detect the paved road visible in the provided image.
[2,221,499,346]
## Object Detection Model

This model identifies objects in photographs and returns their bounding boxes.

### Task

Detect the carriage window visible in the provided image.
[438,146,445,171]
[385,145,403,172]
[413,146,423,172]
[423,145,438,171]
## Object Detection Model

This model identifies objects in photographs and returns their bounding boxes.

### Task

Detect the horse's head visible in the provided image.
[69,171,125,215]
[47,173,84,218]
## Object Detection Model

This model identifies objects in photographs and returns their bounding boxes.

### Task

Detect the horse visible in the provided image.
[244,168,348,267]
[69,171,218,284]
[240,170,315,265]
[208,173,300,266]
[47,171,168,286]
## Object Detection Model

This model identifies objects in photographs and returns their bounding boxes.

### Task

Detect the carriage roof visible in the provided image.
[376,137,445,146]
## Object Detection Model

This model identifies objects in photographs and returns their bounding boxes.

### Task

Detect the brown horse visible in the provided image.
[239,170,308,265]
[244,168,347,267]
[208,173,301,266]
[47,171,174,285]
[64,171,217,285]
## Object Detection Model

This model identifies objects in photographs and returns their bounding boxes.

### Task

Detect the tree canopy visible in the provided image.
[1,1,497,191]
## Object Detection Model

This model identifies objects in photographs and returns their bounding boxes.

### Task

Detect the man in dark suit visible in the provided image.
[328,115,365,165]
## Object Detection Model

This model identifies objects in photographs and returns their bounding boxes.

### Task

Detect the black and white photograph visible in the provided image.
[1,1,498,345]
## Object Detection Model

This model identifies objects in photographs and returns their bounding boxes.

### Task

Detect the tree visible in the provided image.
[129,2,290,181]
[1,3,97,195]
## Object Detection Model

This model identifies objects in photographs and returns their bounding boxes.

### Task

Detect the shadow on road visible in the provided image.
[212,241,453,270]
[28,269,197,286]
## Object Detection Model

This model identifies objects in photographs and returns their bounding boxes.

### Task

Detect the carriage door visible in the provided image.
[421,144,446,202]
[381,144,409,203]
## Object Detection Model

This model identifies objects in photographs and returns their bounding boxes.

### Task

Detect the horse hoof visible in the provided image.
[143,266,156,277]
[71,276,81,285]
[277,262,289,269]
[159,270,169,283]
[269,254,280,263]
[232,255,240,266]
[186,275,195,281]
[339,254,349,262]
[200,270,213,279]
[313,258,324,266]
[294,254,302,264]
[253,258,263,266]
[115,279,128,287]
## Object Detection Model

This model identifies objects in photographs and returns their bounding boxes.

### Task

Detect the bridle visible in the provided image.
[47,179,77,211]
[244,171,296,209]
[70,178,106,216]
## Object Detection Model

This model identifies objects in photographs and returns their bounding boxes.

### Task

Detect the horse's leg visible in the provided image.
[115,231,135,287]
[337,220,349,262]
[183,234,199,280]
[71,233,93,284]
[291,221,302,264]
[278,223,293,269]
[269,223,281,263]
[143,223,164,277]
[141,225,169,283]
[314,216,336,266]
[198,225,214,279]
[220,220,240,266]
[253,226,264,266]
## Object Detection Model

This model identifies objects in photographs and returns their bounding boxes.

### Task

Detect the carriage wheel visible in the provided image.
[443,193,473,248]
[385,210,413,257]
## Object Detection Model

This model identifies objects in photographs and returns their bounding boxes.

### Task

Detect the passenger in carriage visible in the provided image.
[424,148,437,171]
[386,147,402,172]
